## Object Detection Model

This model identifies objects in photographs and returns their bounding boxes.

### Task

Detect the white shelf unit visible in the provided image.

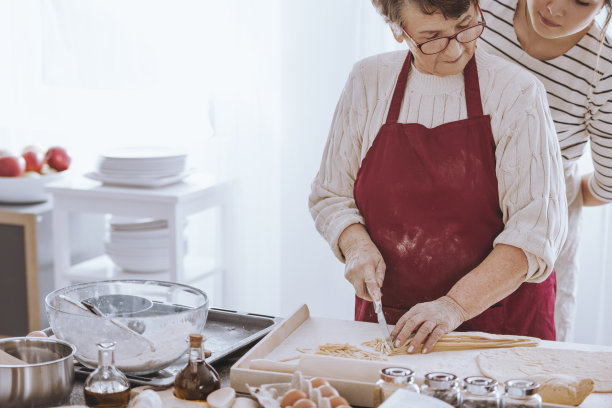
[45,174,234,306]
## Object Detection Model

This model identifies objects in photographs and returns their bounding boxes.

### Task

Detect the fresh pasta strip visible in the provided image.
[362,338,392,354]
[364,333,539,355]
[298,342,387,361]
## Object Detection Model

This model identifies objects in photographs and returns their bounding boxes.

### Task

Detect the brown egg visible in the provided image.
[309,377,329,389]
[328,395,350,408]
[318,385,339,398]
[280,389,307,408]
[292,398,317,408]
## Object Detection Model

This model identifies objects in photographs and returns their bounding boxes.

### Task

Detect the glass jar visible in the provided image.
[461,376,499,408]
[421,372,461,408]
[373,367,419,406]
[502,379,541,408]
[83,342,131,408]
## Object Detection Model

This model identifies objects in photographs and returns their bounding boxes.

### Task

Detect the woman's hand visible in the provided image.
[339,224,386,301]
[390,296,468,353]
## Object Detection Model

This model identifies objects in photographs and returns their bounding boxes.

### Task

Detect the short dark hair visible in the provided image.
[371,0,474,30]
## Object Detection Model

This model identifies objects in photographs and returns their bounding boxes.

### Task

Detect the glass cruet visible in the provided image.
[83,342,131,408]
[174,333,221,401]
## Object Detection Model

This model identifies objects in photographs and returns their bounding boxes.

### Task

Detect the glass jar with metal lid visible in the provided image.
[461,376,500,408]
[421,372,461,407]
[502,379,541,408]
[373,367,419,406]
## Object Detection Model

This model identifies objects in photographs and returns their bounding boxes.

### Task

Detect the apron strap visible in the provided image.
[385,52,413,125]
[464,55,484,118]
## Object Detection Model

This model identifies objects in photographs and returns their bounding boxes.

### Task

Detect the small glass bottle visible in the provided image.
[83,342,131,408]
[461,376,499,408]
[174,333,220,401]
[373,367,419,406]
[421,372,461,408]
[502,379,541,408]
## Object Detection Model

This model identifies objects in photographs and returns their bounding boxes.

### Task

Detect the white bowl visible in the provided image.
[0,172,65,204]
[107,251,170,272]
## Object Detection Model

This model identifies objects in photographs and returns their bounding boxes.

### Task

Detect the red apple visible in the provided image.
[44,146,71,172]
[22,150,45,173]
[0,155,26,177]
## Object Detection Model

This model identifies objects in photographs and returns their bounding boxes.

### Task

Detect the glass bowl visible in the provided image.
[45,280,208,375]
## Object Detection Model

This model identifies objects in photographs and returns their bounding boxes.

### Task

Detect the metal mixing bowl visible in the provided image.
[45,279,209,375]
[0,337,75,408]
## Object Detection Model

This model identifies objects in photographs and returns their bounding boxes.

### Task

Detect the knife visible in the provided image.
[368,287,393,348]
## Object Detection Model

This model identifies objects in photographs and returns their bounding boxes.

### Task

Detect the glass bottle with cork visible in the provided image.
[373,367,419,406]
[83,342,131,408]
[174,333,220,401]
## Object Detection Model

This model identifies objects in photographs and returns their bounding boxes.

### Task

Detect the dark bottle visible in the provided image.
[174,333,220,401]
[83,342,130,408]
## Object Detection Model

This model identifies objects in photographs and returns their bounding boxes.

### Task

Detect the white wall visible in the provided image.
[278,1,401,319]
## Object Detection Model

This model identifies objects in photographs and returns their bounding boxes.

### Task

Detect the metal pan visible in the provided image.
[0,337,76,408]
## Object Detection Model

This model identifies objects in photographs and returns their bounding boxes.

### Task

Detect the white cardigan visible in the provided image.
[309,48,567,283]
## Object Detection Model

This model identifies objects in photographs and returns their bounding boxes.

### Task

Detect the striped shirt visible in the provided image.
[479,0,612,203]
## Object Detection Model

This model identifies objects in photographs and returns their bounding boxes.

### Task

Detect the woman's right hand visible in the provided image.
[339,224,386,301]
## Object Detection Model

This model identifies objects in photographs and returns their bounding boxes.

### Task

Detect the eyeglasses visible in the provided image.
[402,4,486,55]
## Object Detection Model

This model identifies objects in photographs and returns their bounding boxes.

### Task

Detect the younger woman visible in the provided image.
[479,0,612,341]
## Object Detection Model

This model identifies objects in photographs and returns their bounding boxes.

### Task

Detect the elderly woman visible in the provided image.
[309,0,568,352]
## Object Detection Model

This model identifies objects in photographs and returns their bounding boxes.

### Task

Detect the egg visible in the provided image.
[292,398,317,408]
[280,389,307,408]
[328,395,350,408]
[317,385,339,398]
[335,405,352,408]
[232,397,258,408]
[207,387,236,408]
[309,377,329,389]
[127,389,162,408]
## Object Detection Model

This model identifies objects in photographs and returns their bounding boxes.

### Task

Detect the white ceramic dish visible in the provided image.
[110,229,169,239]
[106,252,170,272]
[99,147,187,160]
[109,217,168,230]
[84,170,192,188]
[0,172,66,204]
[379,389,454,407]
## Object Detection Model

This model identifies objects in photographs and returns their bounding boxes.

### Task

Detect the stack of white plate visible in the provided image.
[105,217,187,273]
[86,147,189,187]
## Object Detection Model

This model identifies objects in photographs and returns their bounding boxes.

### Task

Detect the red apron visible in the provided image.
[353,52,556,340]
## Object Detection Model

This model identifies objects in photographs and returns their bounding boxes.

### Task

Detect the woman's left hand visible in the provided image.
[391,296,468,353]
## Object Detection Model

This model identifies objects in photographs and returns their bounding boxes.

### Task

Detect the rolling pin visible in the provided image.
[250,355,397,383]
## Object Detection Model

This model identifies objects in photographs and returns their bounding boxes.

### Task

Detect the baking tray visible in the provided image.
[46,306,279,387]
